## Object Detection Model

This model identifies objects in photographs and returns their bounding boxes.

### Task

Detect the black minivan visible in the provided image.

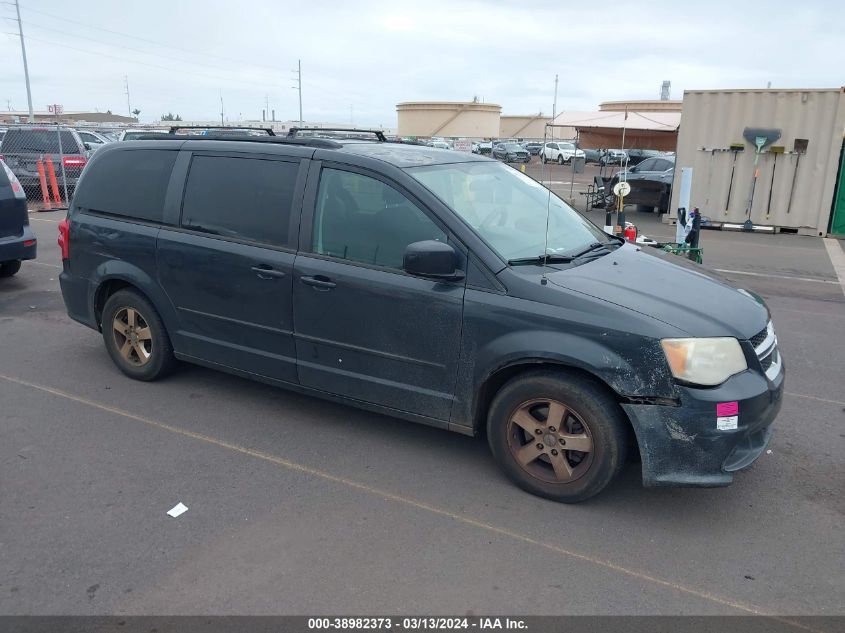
[58,135,783,502]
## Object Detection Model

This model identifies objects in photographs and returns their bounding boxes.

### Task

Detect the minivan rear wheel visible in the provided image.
[0,260,22,278]
[102,289,176,381]
[487,370,628,502]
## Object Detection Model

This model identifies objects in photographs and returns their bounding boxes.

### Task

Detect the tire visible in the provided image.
[0,260,22,278]
[101,289,176,381]
[487,370,629,503]
[557,154,564,165]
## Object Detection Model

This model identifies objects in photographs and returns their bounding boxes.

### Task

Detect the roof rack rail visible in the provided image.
[134,133,342,149]
[168,125,276,136]
[287,127,386,142]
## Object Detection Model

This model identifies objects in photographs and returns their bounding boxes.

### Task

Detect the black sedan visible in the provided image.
[524,142,543,155]
[492,142,530,163]
[608,155,675,213]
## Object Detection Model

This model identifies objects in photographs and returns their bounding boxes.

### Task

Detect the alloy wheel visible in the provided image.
[506,398,594,483]
[112,307,153,367]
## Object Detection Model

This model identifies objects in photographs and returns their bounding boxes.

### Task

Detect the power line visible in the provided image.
[17,4,287,75]
[20,19,280,83]
[17,34,286,90]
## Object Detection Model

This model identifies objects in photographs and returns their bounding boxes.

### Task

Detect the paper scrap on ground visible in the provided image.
[167,502,188,518]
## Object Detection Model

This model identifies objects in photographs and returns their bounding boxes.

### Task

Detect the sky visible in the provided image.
[1,0,842,126]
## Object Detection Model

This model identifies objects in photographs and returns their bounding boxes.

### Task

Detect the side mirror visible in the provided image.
[83,142,91,150]
[403,240,463,280]
[629,165,637,172]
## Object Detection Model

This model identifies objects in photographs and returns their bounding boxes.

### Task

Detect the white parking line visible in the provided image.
[713,269,840,285]
[822,238,845,298]
[29,260,61,269]
[28,217,60,223]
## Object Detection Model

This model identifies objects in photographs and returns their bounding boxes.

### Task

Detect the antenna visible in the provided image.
[541,121,552,285]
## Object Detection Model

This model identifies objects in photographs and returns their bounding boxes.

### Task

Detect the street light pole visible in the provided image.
[14,0,34,122]
[297,59,303,124]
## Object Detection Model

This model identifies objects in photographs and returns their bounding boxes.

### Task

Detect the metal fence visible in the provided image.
[0,122,89,210]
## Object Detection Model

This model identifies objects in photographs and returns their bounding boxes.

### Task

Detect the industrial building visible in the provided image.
[0,110,137,124]
[669,88,845,237]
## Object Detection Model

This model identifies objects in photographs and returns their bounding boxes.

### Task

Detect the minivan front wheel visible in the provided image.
[102,289,176,381]
[487,371,628,502]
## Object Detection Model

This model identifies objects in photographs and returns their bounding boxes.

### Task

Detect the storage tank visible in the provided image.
[396,102,501,138]
[499,115,575,140]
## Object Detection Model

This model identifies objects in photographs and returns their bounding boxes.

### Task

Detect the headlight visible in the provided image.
[660,338,747,386]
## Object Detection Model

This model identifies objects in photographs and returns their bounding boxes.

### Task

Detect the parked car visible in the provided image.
[0,158,36,278]
[599,149,629,166]
[524,142,543,155]
[608,155,675,213]
[540,142,585,165]
[58,136,782,503]
[493,142,530,163]
[76,129,112,152]
[428,140,451,150]
[476,141,493,155]
[0,126,89,197]
[118,129,167,141]
[625,149,660,166]
[582,148,602,164]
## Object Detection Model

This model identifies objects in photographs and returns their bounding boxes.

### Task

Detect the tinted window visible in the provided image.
[2,129,80,154]
[548,143,558,150]
[313,168,446,270]
[654,159,673,171]
[181,155,298,246]
[74,149,176,222]
[79,132,103,144]
[560,143,574,150]
[637,158,657,171]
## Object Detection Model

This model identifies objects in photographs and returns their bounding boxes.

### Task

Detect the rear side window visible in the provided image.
[2,129,80,154]
[181,155,299,247]
[74,149,176,222]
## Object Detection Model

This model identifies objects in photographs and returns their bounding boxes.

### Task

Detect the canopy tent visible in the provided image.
[549,110,681,151]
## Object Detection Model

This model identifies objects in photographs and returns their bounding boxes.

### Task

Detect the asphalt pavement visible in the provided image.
[1,209,843,617]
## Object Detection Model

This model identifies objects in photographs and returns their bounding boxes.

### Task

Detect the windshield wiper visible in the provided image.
[507,254,575,266]
[567,241,611,258]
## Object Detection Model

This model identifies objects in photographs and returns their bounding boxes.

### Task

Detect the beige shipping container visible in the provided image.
[670,88,845,236]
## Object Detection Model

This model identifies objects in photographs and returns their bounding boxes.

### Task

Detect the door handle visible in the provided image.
[251,265,286,280]
[300,275,336,290]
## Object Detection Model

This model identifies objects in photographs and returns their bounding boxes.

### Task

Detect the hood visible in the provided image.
[544,243,769,339]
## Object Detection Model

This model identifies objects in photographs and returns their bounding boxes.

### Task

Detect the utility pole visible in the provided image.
[14,0,34,122]
[124,75,131,118]
[220,92,224,125]
[552,74,558,139]
[292,59,303,124]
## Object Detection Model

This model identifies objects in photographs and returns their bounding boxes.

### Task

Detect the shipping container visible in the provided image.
[669,88,845,236]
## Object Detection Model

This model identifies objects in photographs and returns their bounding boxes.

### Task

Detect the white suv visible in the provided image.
[540,142,585,164]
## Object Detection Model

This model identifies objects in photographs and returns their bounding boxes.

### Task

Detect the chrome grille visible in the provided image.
[753,321,781,380]
[749,327,768,349]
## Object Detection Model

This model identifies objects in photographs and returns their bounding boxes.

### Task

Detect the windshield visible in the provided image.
[407,161,610,262]
[503,143,522,151]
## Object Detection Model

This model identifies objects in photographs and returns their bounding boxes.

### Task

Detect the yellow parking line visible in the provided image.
[0,372,825,630]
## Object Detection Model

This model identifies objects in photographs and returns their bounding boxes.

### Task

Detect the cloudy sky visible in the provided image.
[0,0,841,125]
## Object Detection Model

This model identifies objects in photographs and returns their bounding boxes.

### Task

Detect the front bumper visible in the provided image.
[622,366,784,487]
[0,224,37,263]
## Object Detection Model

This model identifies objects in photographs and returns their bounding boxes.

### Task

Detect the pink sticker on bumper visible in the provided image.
[716,401,739,417]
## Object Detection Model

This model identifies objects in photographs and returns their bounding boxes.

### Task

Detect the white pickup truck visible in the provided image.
[539,141,585,164]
